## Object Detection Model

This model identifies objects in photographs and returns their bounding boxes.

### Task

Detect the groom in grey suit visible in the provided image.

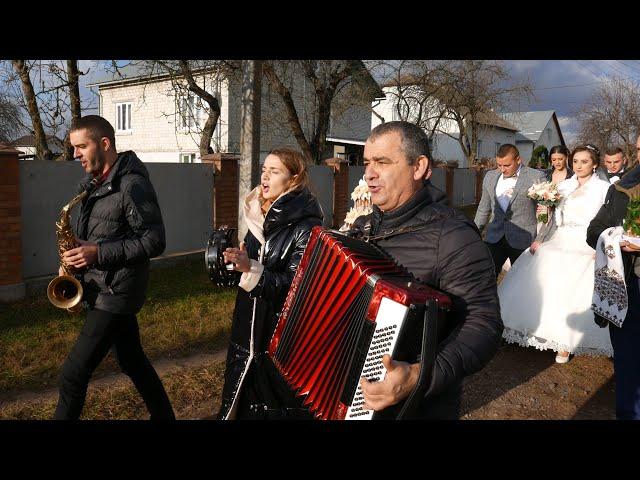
[474,144,545,278]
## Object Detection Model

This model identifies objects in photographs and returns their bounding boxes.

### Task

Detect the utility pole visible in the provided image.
[237,60,263,242]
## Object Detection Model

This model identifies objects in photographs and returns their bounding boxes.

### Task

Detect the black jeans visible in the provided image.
[54,308,175,420]
[486,236,525,279]
[609,275,640,420]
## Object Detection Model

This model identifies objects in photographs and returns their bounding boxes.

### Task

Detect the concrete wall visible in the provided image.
[430,167,446,193]
[452,168,477,206]
[19,161,213,279]
[308,165,334,227]
[348,166,366,196]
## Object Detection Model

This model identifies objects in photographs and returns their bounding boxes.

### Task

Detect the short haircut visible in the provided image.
[70,115,116,149]
[496,144,520,159]
[604,146,624,156]
[549,145,570,157]
[368,121,431,165]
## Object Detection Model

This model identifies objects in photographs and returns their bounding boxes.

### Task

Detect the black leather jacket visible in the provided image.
[218,186,323,419]
[75,151,165,315]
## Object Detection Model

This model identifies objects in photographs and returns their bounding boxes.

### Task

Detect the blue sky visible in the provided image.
[72,60,640,146]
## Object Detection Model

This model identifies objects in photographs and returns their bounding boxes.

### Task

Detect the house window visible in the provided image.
[180,153,196,163]
[116,103,132,132]
[495,142,500,157]
[180,94,202,131]
[477,140,483,157]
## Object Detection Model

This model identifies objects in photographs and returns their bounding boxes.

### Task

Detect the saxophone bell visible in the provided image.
[48,181,96,313]
[47,274,84,312]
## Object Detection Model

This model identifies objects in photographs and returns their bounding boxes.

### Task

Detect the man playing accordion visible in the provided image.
[354,121,503,419]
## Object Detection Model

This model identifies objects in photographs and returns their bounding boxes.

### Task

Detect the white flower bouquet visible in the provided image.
[527,181,561,223]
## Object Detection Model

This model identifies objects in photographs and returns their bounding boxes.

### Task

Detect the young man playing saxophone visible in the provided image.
[53,115,174,420]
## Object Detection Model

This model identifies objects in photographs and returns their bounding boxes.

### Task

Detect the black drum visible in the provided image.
[205,226,241,287]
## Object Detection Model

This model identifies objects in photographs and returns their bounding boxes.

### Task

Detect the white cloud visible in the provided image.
[556,115,574,129]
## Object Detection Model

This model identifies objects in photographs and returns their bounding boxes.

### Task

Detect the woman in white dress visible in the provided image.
[498,145,614,363]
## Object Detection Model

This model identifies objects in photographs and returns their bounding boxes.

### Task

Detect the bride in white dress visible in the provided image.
[498,146,614,362]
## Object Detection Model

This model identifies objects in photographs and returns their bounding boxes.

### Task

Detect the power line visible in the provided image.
[534,82,600,91]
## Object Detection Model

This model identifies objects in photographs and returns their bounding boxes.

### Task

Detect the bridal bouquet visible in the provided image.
[527,181,561,223]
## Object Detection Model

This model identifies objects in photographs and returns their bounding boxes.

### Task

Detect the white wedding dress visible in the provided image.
[498,174,614,356]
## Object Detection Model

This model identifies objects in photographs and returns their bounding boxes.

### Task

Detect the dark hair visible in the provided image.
[549,145,570,157]
[267,147,309,191]
[496,144,520,159]
[368,121,431,165]
[604,146,624,156]
[70,115,116,149]
[571,145,600,167]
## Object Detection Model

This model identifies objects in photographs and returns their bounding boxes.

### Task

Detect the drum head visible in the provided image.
[205,227,241,287]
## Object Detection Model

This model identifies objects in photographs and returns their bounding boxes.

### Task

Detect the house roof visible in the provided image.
[501,110,565,145]
[87,61,385,99]
[11,134,64,149]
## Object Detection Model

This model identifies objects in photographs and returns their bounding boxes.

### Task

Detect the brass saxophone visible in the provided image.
[47,178,99,312]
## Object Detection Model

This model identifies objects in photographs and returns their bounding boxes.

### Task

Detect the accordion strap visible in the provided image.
[395,298,440,420]
[364,221,430,242]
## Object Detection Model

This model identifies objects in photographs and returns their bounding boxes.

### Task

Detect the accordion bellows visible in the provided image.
[268,227,451,420]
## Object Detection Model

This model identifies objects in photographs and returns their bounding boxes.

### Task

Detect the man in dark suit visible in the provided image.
[604,146,629,184]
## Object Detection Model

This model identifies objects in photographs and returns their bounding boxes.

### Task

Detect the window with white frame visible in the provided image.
[180,94,202,131]
[180,153,196,163]
[116,102,132,132]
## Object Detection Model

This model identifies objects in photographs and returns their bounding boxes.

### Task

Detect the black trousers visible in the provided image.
[54,308,175,420]
[609,275,640,420]
[486,236,525,279]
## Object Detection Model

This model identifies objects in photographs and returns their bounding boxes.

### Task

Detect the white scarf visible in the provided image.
[592,226,629,327]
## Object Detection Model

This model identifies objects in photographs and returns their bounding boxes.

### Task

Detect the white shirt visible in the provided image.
[495,165,522,212]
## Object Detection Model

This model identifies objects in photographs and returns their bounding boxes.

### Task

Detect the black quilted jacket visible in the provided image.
[75,151,165,315]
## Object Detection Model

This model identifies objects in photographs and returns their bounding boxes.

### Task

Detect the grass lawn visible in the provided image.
[0,257,235,394]
[0,359,227,420]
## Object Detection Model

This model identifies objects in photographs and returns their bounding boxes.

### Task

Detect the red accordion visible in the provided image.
[268,226,452,420]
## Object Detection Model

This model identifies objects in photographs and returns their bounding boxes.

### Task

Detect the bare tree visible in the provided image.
[438,61,534,166]
[376,60,454,143]
[2,60,93,159]
[369,60,533,166]
[262,60,380,164]
[0,92,21,143]
[122,60,239,158]
[577,76,640,168]
[10,60,54,160]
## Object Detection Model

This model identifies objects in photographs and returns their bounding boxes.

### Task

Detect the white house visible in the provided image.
[10,134,64,157]
[371,84,519,168]
[87,62,381,164]
[500,110,566,162]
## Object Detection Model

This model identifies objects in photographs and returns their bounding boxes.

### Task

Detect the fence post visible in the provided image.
[0,144,25,302]
[325,157,350,229]
[444,165,455,207]
[202,153,240,242]
[474,167,487,205]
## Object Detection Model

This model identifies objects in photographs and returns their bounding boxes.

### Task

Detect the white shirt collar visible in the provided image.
[501,164,522,181]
